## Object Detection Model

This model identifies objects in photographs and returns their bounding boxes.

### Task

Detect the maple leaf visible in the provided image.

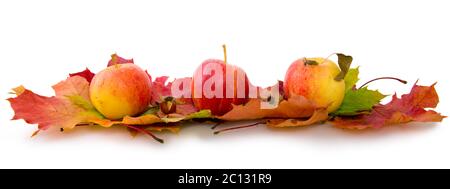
[106,53,153,80]
[175,102,198,115]
[171,77,197,115]
[109,109,210,138]
[116,109,212,126]
[10,85,26,95]
[218,95,320,121]
[151,76,172,104]
[344,67,359,91]
[150,77,197,115]
[69,68,95,83]
[267,107,328,127]
[333,87,386,116]
[121,114,164,125]
[331,83,446,129]
[107,53,134,67]
[53,75,91,99]
[213,104,328,134]
[127,123,181,137]
[184,110,212,119]
[8,76,105,131]
[146,125,181,133]
[333,67,386,116]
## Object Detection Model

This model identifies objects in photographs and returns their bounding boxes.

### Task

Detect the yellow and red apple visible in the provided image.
[284,57,345,113]
[90,64,152,120]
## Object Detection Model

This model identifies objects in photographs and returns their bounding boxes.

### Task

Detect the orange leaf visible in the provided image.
[126,124,180,137]
[53,75,91,99]
[121,114,163,125]
[218,95,320,121]
[267,108,329,127]
[331,83,446,129]
[146,125,181,133]
[11,85,26,96]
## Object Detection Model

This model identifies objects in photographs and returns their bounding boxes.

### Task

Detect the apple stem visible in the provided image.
[213,121,265,135]
[222,44,227,64]
[358,77,407,89]
[122,124,164,143]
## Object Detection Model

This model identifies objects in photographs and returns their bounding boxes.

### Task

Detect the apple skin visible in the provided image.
[90,64,152,120]
[191,59,250,116]
[283,57,345,113]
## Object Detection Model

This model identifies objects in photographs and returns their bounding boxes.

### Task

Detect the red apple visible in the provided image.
[191,46,250,115]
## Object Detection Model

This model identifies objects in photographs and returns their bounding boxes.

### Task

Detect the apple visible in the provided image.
[283,57,345,113]
[90,64,152,120]
[191,45,250,116]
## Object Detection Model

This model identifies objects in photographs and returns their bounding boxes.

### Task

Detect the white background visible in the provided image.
[0,0,449,169]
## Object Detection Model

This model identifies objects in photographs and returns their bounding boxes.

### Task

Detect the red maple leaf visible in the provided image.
[8,76,104,131]
[151,76,172,104]
[69,68,95,83]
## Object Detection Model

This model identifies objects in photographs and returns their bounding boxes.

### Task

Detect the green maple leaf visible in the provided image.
[344,67,359,92]
[184,109,213,119]
[333,68,386,116]
[334,87,386,116]
[161,110,213,123]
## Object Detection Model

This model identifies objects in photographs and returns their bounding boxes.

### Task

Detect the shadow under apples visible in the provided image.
[199,121,439,144]
[28,120,441,146]
[31,125,169,147]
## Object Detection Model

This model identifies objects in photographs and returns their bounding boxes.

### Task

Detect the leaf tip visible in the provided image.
[30,129,40,138]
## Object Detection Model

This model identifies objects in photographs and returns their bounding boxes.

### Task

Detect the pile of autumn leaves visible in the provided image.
[7,54,446,143]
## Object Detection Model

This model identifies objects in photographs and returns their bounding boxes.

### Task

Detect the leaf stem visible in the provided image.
[211,121,224,130]
[358,77,407,89]
[122,124,164,143]
[73,123,164,143]
[214,121,265,135]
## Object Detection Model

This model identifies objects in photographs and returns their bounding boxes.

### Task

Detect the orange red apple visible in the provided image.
[191,45,251,116]
[90,64,152,120]
[191,59,250,116]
